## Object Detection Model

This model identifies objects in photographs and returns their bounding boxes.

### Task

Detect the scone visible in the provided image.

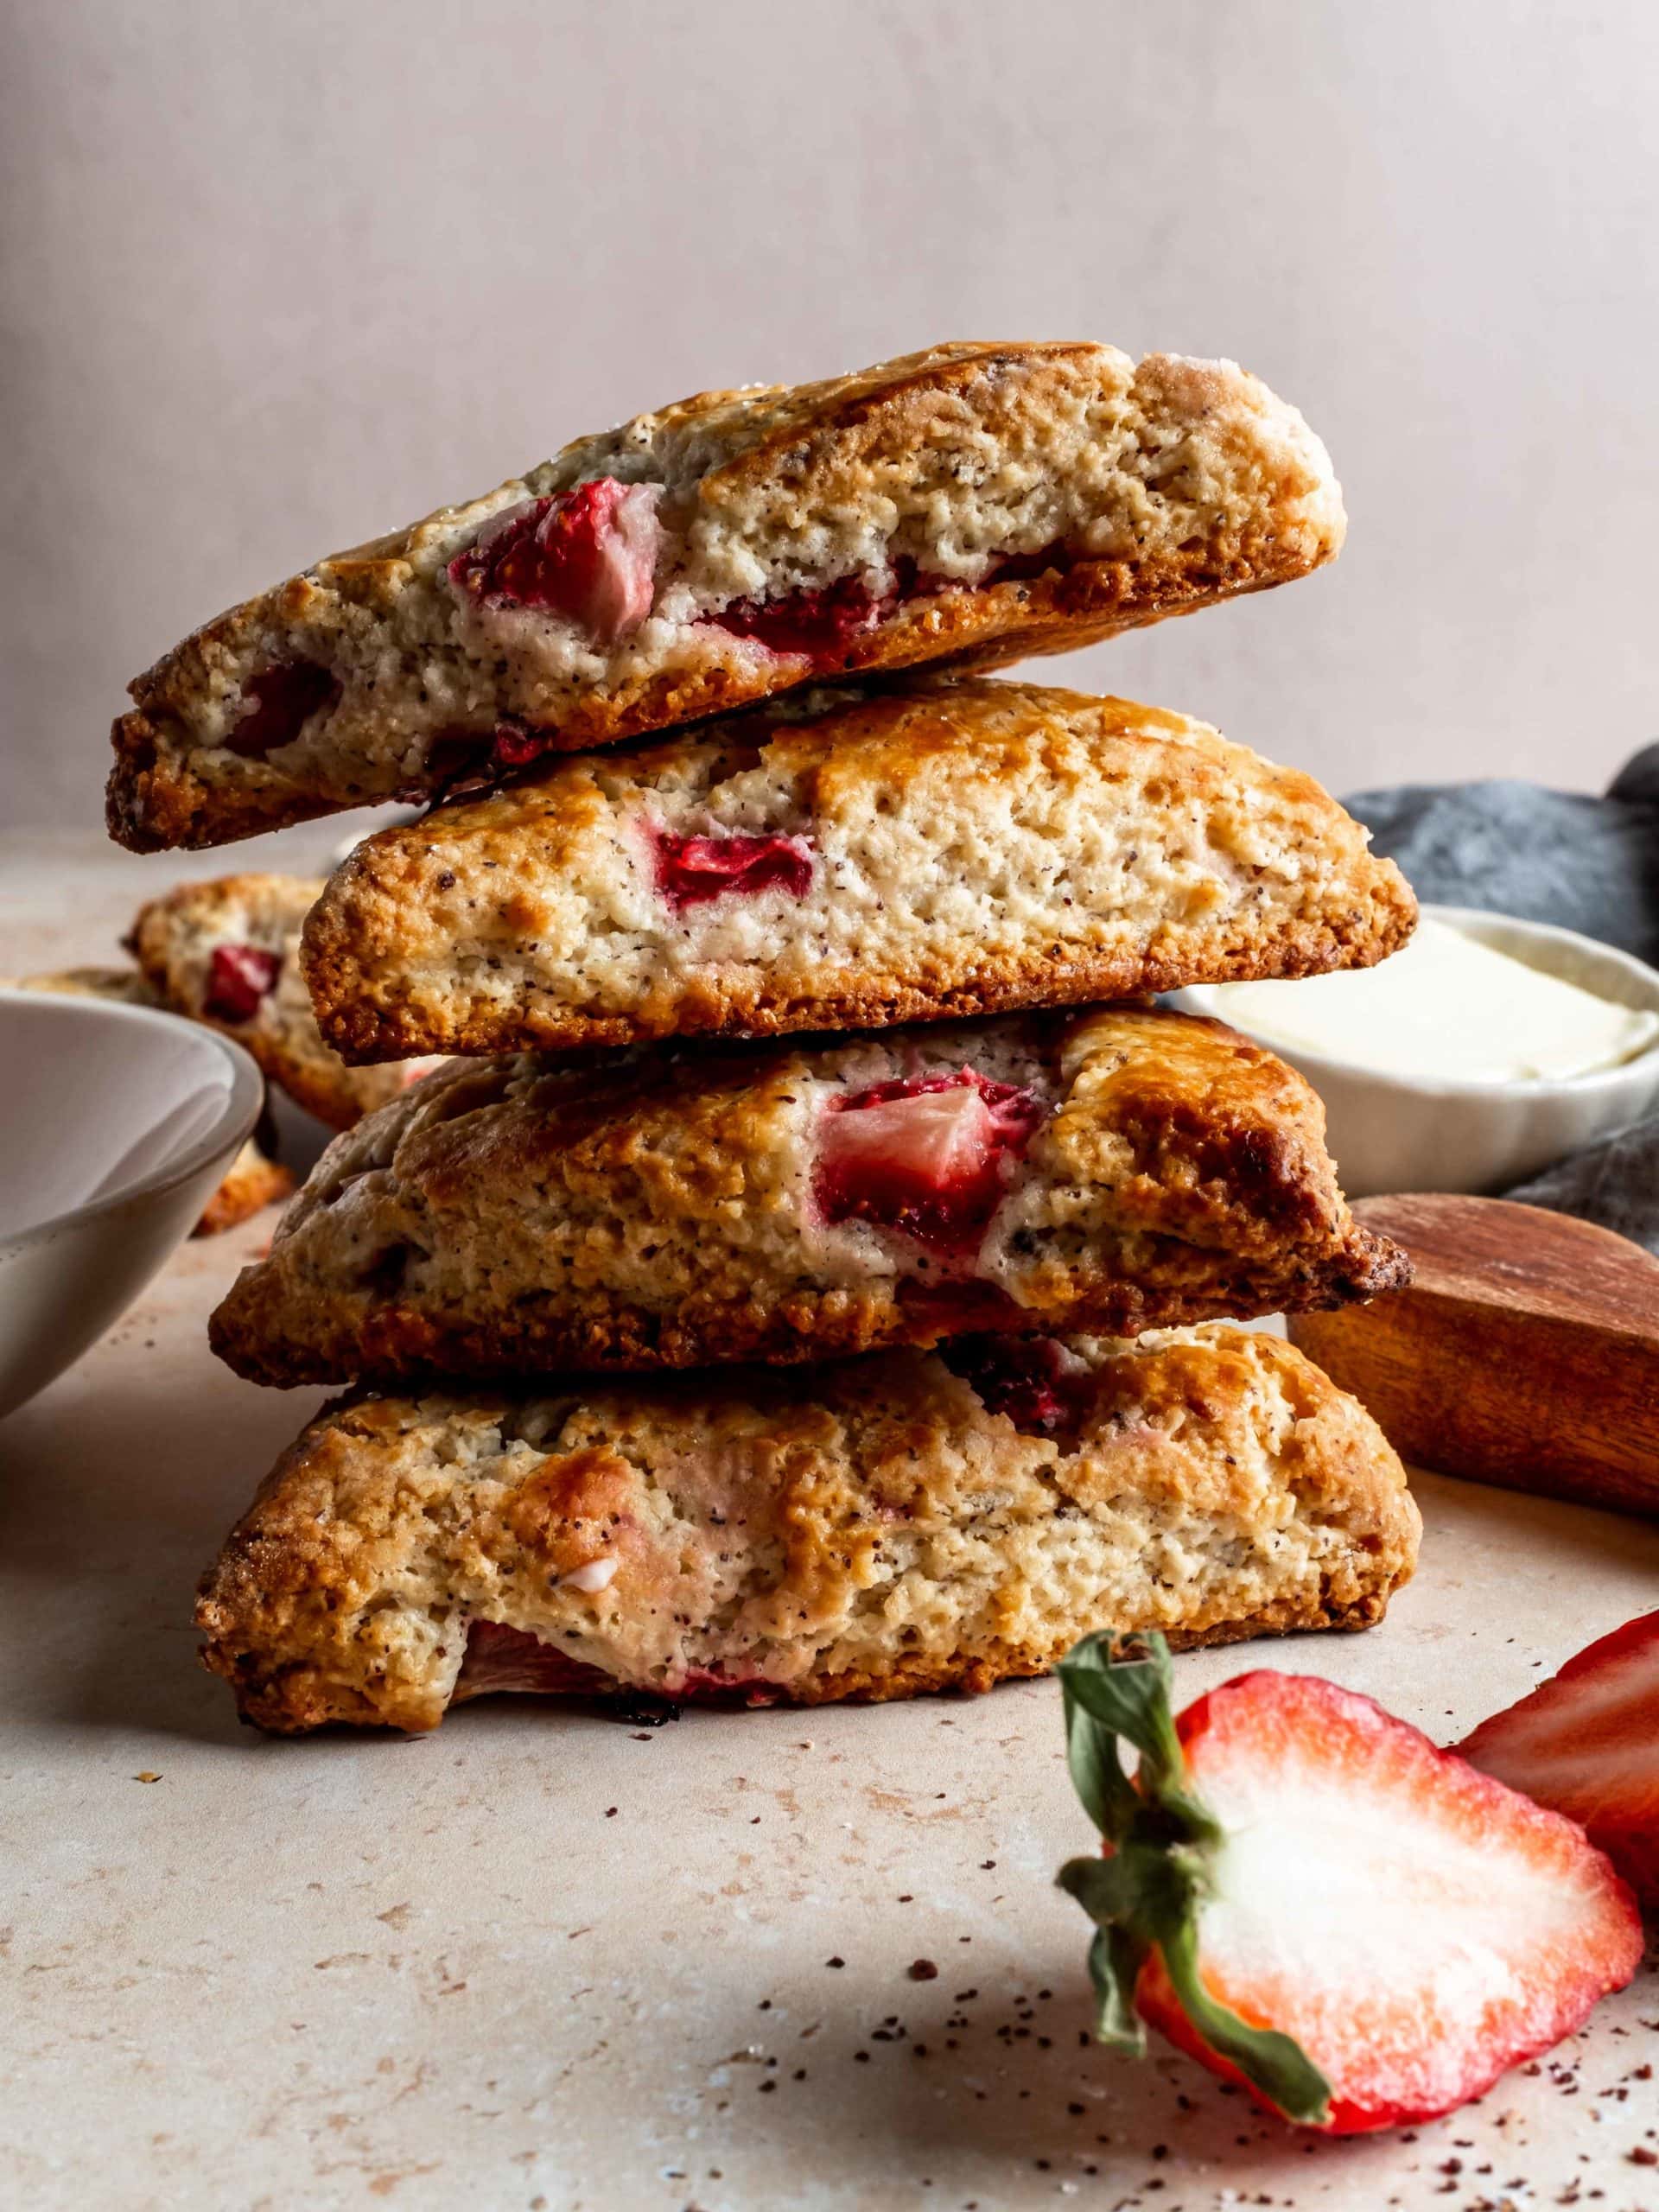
[4,965,294,1235]
[208,1005,1408,1385]
[195,1325,1420,1733]
[108,342,1344,851]
[129,874,445,1131]
[305,677,1414,1062]
[194,1138,297,1236]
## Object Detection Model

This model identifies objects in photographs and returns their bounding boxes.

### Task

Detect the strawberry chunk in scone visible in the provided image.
[1056,1633,1643,2134]
[450,478,662,645]
[204,944,282,1023]
[1459,1610,1659,1905]
[652,829,816,912]
[815,1070,1046,1253]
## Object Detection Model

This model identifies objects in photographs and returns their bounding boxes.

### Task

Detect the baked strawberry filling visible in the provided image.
[456,1621,613,1699]
[942,1334,1090,1437]
[226,661,340,759]
[709,573,892,661]
[652,827,815,911]
[204,944,281,1023]
[814,1070,1045,1252]
[449,478,662,645]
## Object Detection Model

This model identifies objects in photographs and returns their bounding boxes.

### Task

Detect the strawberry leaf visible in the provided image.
[1055,1630,1333,2127]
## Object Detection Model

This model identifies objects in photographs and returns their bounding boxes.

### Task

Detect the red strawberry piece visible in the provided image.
[450,478,661,645]
[204,944,281,1023]
[225,661,340,759]
[456,1622,614,1700]
[652,828,815,912]
[1459,1611,1659,1904]
[814,1070,1045,1253]
[941,1333,1087,1436]
[1057,1634,1643,2134]
[709,572,891,664]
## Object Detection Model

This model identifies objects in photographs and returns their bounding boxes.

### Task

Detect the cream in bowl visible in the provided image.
[1171,906,1659,1198]
[0,990,264,1420]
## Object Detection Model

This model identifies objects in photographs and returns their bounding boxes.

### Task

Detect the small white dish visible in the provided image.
[1170,906,1659,1199]
[0,990,263,1419]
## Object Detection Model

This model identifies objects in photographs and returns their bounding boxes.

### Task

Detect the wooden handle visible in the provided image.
[1288,1195,1659,1518]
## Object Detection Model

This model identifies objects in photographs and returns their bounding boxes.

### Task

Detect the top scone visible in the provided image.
[107,342,1344,850]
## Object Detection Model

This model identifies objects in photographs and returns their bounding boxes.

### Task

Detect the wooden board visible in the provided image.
[1288,1193,1659,1517]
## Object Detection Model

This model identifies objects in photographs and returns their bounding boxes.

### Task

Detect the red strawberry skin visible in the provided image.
[450,479,660,644]
[204,944,281,1024]
[813,1070,1045,1253]
[1459,1611,1659,1906]
[1137,1670,1643,2133]
[652,829,815,912]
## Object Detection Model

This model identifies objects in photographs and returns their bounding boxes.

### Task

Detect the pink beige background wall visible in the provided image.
[3,1,1655,831]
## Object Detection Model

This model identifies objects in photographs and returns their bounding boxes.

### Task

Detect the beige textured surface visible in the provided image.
[2,842,1656,2211]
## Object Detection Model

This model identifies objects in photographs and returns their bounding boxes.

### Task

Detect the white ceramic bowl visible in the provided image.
[0,990,264,1419]
[1171,905,1659,1200]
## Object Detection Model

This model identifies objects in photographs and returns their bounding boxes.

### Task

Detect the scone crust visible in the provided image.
[193,1138,296,1236]
[208,1006,1408,1387]
[195,1327,1420,1733]
[303,677,1415,1062]
[108,343,1344,850]
[128,873,432,1131]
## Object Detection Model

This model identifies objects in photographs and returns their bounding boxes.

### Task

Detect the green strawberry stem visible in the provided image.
[1055,1630,1333,2126]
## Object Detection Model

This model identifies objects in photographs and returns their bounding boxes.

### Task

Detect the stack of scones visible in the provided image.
[106,340,1423,1733]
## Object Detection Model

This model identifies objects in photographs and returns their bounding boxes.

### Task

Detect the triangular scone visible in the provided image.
[208,1005,1408,1386]
[195,1326,1419,1733]
[305,677,1414,1061]
[129,874,446,1131]
[109,343,1344,851]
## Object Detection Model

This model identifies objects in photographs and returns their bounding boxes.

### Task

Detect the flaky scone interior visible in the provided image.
[195,1326,1419,1734]
[208,1005,1409,1385]
[108,342,1344,850]
[303,677,1414,1062]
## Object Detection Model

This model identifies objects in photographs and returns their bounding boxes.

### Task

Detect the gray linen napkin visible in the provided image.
[1345,746,1659,1251]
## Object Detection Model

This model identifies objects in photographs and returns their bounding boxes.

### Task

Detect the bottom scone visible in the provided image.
[196,1325,1419,1733]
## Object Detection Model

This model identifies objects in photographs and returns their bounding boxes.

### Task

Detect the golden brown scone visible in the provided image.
[128,874,447,1131]
[208,1005,1408,1386]
[196,1325,1419,1733]
[108,343,1344,851]
[305,676,1414,1062]
[3,964,291,1236]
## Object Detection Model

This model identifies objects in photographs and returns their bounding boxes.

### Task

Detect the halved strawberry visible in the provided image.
[652,829,816,912]
[709,572,889,663]
[450,478,661,644]
[204,944,281,1023]
[1057,1633,1643,2133]
[1459,1611,1659,1904]
[814,1070,1045,1253]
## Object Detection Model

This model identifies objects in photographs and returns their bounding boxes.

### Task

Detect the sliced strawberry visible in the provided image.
[1057,1634,1643,2134]
[204,944,281,1023]
[1459,1611,1659,1904]
[450,478,661,645]
[226,660,340,759]
[814,1070,1045,1254]
[652,828,815,912]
